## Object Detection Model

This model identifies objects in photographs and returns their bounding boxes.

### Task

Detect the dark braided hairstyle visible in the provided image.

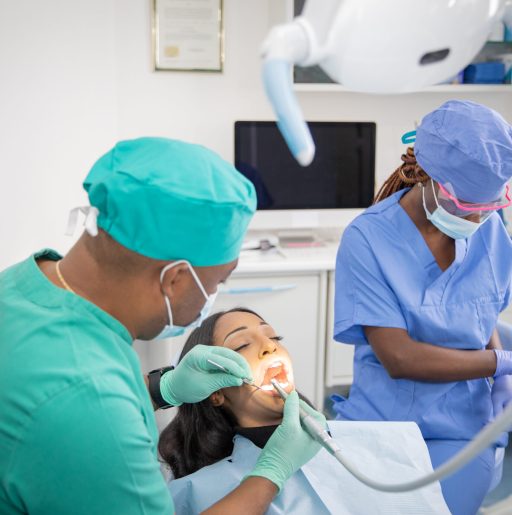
[373,147,430,204]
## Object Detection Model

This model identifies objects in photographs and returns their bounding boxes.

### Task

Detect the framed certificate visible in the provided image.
[152,0,224,72]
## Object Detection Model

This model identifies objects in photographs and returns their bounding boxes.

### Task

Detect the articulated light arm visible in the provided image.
[261,21,315,166]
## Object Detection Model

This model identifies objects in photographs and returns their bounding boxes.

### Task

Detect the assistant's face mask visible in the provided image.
[156,260,218,339]
[422,182,485,240]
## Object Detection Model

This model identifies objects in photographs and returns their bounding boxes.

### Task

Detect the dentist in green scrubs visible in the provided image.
[0,137,324,515]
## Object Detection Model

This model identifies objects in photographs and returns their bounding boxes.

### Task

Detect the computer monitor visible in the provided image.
[234,121,376,231]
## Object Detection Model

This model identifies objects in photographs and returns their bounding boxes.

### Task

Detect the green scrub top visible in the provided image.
[0,250,175,514]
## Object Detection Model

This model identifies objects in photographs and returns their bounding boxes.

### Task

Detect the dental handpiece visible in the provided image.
[270,378,341,456]
[207,358,261,390]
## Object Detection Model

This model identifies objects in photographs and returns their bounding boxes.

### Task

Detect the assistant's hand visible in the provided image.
[246,391,326,491]
[492,375,512,417]
[493,349,512,377]
[159,345,253,406]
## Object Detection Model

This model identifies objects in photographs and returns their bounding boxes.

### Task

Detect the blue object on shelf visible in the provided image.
[463,62,505,84]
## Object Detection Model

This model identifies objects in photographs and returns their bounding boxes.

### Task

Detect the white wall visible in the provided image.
[0,0,118,269]
[1,0,511,270]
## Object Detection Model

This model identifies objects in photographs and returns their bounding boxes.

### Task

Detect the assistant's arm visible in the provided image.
[337,226,507,382]
[364,326,500,381]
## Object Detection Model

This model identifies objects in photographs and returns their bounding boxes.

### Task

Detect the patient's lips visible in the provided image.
[259,360,292,395]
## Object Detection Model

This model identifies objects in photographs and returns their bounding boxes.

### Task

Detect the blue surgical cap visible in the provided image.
[414,100,512,203]
[84,137,256,266]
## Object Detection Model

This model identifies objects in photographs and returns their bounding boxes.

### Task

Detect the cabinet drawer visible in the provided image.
[326,272,354,386]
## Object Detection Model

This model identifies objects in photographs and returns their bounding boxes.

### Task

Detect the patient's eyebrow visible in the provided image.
[223,321,269,343]
[224,326,247,342]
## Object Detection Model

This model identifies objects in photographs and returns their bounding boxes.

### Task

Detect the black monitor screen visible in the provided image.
[234,121,376,210]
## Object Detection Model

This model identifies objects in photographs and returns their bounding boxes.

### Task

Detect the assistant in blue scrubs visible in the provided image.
[333,101,512,515]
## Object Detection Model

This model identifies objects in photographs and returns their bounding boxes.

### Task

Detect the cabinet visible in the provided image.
[499,304,512,326]
[325,272,355,386]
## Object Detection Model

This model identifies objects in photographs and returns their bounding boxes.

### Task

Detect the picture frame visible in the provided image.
[152,0,224,72]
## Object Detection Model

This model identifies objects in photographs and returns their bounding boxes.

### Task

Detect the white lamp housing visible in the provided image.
[261,0,508,166]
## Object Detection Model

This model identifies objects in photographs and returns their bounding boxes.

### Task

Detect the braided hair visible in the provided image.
[373,147,430,204]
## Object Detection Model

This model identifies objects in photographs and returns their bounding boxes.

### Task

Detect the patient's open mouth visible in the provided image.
[260,360,290,392]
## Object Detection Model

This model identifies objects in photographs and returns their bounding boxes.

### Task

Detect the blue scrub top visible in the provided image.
[333,189,512,444]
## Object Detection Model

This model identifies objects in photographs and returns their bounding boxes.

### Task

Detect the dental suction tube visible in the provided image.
[271,379,512,493]
[330,402,512,493]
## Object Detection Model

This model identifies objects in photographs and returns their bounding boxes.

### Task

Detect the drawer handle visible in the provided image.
[219,284,297,295]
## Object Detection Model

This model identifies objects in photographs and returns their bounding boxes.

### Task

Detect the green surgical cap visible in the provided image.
[83,137,256,266]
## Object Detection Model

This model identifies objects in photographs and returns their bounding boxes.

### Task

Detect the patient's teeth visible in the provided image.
[260,381,289,391]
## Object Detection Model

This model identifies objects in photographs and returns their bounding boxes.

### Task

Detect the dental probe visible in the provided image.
[271,378,512,494]
[206,358,262,390]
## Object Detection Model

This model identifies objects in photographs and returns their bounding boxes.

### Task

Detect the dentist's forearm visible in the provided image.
[143,374,159,411]
[201,477,277,514]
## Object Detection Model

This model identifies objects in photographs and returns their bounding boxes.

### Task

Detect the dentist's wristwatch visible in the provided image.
[148,366,174,409]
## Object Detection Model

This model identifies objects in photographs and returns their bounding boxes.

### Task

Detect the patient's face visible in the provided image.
[211,311,295,427]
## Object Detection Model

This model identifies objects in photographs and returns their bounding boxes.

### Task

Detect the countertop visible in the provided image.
[234,242,339,274]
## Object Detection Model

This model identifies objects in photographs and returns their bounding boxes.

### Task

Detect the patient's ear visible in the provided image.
[210,390,225,407]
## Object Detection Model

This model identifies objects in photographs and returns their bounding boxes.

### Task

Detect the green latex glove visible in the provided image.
[247,391,326,491]
[160,344,253,406]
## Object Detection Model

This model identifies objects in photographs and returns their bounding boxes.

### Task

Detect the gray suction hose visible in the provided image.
[270,379,512,493]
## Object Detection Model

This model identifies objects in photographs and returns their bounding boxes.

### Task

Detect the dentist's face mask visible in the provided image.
[156,260,218,339]
[422,181,486,240]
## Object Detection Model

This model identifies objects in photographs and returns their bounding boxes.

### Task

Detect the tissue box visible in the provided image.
[463,62,505,84]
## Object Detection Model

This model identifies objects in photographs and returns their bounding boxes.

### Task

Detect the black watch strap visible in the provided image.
[148,366,174,409]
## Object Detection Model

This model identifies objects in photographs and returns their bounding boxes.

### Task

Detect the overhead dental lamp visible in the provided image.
[261,0,512,166]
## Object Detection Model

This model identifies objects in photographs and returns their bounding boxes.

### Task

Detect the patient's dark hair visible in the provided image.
[158,308,259,479]
[158,307,313,479]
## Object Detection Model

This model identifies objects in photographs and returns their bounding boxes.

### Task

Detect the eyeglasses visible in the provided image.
[437,183,511,218]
